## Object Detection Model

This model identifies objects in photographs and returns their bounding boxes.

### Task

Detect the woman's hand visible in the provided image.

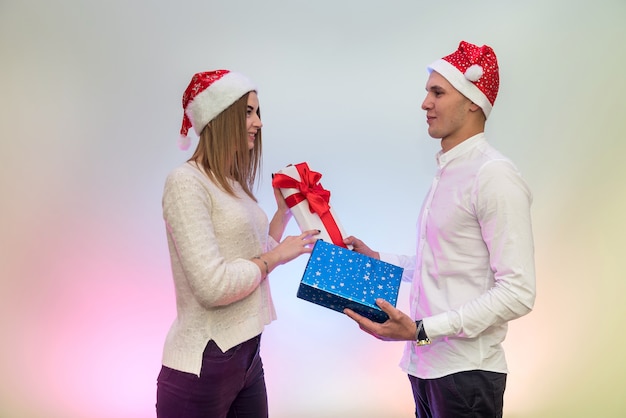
[257,229,319,277]
[273,186,290,214]
[273,229,319,263]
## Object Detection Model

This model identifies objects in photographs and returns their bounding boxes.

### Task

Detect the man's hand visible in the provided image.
[344,298,416,341]
[342,235,380,259]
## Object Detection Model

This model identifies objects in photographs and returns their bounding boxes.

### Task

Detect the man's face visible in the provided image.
[421,71,474,143]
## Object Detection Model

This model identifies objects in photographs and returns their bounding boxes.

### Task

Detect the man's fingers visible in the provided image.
[344,308,366,324]
[359,325,379,338]
[344,308,377,329]
[343,308,358,320]
[345,307,392,340]
[375,298,396,315]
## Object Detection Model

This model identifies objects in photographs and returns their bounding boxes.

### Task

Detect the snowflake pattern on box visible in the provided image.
[297,240,403,323]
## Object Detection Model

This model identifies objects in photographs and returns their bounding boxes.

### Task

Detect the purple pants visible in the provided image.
[156,335,267,418]
[409,370,507,418]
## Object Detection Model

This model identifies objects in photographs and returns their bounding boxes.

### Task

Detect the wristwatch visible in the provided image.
[415,320,431,346]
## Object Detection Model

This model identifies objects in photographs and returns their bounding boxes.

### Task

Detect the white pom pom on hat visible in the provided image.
[427,41,499,119]
[178,70,256,150]
[177,135,191,151]
[464,64,484,82]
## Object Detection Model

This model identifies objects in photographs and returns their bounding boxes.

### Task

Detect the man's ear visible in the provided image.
[468,102,487,122]
[469,102,481,113]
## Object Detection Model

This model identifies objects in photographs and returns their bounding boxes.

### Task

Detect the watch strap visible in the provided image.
[415,319,431,346]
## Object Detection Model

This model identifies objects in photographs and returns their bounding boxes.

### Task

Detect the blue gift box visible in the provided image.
[297,240,403,323]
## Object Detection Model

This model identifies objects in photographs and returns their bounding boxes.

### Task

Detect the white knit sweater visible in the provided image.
[161,162,277,376]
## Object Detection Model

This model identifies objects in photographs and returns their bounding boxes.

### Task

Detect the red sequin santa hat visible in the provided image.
[427,41,499,119]
[178,69,257,150]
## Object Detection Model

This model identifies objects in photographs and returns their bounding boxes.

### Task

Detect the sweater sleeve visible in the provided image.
[163,169,263,308]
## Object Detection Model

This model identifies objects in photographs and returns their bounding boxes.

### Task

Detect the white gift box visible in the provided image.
[273,162,350,248]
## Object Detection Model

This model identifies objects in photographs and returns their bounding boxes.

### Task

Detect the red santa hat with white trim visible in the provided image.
[427,41,499,119]
[178,69,257,150]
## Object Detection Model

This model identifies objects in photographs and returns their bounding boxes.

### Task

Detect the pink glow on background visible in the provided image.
[1,1,626,417]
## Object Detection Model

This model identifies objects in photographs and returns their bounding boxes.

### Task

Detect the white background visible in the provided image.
[1,1,625,417]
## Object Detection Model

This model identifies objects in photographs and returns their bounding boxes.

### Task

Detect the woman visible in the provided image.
[156,70,317,418]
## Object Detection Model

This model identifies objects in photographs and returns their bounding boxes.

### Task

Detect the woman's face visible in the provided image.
[246,92,262,150]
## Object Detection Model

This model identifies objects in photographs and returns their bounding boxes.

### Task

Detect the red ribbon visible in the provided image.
[272,163,347,248]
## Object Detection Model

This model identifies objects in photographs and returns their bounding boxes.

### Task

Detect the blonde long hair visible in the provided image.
[189,92,262,201]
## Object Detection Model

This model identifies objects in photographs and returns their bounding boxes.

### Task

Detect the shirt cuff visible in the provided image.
[423,311,461,339]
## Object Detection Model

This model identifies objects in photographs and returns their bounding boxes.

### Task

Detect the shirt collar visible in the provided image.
[436,133,486,167]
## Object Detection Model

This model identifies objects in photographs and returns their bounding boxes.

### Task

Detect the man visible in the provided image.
[343,41,536,418]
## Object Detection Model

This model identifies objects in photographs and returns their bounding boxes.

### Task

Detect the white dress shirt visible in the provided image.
[381,133,536,379]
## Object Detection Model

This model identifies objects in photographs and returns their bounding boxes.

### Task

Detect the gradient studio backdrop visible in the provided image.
[1,1,625,417]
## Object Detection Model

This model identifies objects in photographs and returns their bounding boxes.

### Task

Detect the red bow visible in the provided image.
[272,163,346,248]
